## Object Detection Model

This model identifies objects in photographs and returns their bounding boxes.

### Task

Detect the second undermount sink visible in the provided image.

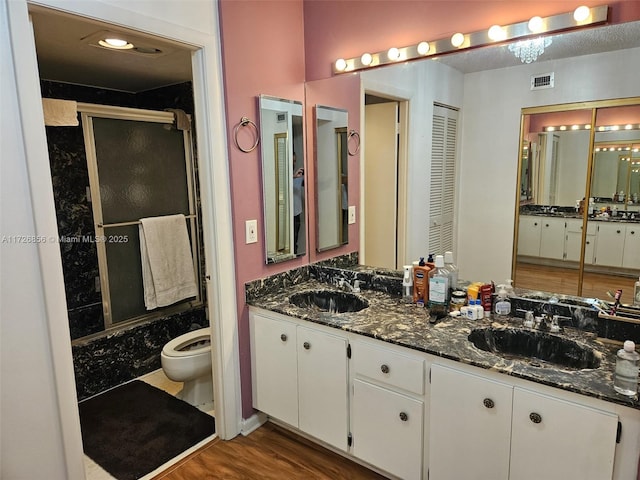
[468,327,601,370]
[289,290,369,313]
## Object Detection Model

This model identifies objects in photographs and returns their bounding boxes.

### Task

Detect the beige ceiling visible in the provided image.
[30,7,640,93]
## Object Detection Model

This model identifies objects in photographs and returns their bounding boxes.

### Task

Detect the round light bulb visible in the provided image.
[361,53,373,66]
[528,16,544,33]
[451,33,465,48]
[571,125,580,130]
[546,126,555,132]
[417,41,430,55]
[335,58,347,71]
[585,124,591,129]
[559,125,567,131]
[625,124,633,130]
[104,38,128,47]
[387,47,400,61]
[488,25,506,41]
[574,6,590,22]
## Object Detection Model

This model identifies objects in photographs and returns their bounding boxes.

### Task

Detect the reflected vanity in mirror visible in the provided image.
[315,105,348,251]
[514,100,640,299]
[258,95,306,263]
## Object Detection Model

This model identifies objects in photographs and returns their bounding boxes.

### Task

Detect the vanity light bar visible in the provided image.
[333,5,608,74]
[545,124,640,132]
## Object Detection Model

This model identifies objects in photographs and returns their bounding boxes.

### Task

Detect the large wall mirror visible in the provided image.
[513,99,640,299]
[315,105,348,251]
[258,95,306,263]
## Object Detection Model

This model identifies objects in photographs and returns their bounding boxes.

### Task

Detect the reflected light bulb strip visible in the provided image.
[333,4,608,74]
[544,123,640,133]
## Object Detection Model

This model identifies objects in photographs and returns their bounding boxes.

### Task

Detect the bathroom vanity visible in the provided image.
[246,266,640,480]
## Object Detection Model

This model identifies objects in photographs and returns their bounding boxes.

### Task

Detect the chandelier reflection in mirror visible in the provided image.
[508,37,553,63]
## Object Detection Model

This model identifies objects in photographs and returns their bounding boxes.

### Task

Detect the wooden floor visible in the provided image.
[515,263,637,300]
[151,422,387,480]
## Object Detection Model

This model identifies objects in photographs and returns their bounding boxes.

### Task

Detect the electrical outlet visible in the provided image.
[245,219,258,244]
[348,205,356,224]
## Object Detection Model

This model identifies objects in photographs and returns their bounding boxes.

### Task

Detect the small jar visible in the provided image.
[450,289,467,311]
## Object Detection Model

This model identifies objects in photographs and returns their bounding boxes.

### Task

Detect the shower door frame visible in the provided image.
[80,103,202,330]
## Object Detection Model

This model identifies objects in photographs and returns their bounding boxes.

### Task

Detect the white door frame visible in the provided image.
[6,2,241,478]
[360,79,411,268]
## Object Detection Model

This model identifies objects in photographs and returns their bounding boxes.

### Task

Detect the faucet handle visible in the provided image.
[353,280,361,293]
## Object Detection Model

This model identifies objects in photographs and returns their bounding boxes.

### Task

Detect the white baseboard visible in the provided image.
[240,411,268,436]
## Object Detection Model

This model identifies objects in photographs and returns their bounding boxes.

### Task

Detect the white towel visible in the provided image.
[139,214,197,310]
[42,98,79,126]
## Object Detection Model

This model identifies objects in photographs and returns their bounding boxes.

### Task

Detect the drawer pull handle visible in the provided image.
[534,222,538,226]
[529,412,542,424]
[631,231,635,235]
[303,341,310,350]
[483,398,495,409]
[380,364,390,374]
[280,334,287,342]
[399,412,408,422]
[617,230,621,234]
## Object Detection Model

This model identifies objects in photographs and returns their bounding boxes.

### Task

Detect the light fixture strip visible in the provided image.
[545,123,640,132]
[334,5,608,74]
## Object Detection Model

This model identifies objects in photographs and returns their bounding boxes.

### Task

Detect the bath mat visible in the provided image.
[78,380,215,480]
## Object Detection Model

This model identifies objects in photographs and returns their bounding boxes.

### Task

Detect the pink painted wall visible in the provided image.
[303,0,640,81]
[219,0,308,418]
[528,105,640,132]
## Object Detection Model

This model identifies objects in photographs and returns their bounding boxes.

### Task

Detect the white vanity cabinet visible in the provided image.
[539,216,567,260]
[429,364,619,480]
[509,388,618,480]
[518,215,542,257]
[593,222,626,267]
[350,340,425,480]
[565,219,596,263]
[622,224,640,269]
[249,308,349,451]
[429,364,512,480]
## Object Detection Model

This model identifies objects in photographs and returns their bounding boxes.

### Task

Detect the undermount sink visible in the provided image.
[468,327,601,370]
[518,293,594,309]
[289,290,369,313]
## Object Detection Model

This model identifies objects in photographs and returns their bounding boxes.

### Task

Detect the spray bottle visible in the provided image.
[403,265,414,303]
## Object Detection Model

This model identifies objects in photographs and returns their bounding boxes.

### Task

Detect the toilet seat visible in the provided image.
[162,328,211,358]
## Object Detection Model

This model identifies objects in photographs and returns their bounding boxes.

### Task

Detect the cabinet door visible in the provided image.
[594,222,625,267]
[429,365,512,480]
[297,326,349,451]
[352,379,423,480]
[510,388,618,480]
[250,313,298,427]
[623,225,640,269]
[539,217,566,260]
[518,216,542,257]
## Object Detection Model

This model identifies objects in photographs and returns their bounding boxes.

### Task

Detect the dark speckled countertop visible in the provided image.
[247,277,640,411]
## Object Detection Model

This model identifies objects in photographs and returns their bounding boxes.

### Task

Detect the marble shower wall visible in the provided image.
[43,80,208,398]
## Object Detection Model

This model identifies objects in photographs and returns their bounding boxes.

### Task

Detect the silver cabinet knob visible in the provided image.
[483,398,495,409]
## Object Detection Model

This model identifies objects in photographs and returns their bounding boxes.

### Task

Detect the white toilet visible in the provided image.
[161,327,214,408]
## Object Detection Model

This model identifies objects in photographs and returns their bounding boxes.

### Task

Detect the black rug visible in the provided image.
[79,380,215,480]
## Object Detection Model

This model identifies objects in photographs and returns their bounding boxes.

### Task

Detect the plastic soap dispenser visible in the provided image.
[494,287,511,316]
[402,265,414,303]
[614,341,639,396]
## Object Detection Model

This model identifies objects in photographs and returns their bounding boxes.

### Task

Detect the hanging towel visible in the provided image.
[139,214,197,310]
[42,98,79,126]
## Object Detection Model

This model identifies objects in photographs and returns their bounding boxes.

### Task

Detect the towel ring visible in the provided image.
[233,116,260,153]
[348,129,360,156]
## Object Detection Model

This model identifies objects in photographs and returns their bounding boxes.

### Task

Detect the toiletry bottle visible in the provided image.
[474,299,484,319]
[413,260,432,306]
[402,265,414,303]
[494,287,511,316]
[428,255,450,317]
[588,197,595,216]
[634,277,640,307]
[444,251,459,290]
[614,340,639,396]
[480,283,493,318]
[465,300,478,320]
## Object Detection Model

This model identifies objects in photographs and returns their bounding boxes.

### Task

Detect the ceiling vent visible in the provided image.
[531,72,555,90]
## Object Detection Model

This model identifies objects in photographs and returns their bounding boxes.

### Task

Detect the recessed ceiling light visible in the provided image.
[98,37,134,50]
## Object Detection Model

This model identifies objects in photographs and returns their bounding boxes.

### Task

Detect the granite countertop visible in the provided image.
[520,211,640,222]
[247,278,640,411]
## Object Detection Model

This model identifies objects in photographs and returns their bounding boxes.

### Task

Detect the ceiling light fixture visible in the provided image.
[361,53,373,66]
[508,36,552,63]
[332,5,608,74]
[574,5,591,22]
[98,37,134,50]
[388,47,401,61]
[544,123,640,132]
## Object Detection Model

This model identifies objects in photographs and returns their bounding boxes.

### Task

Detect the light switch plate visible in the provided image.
[348,205,356,224]
[245,219,258,244]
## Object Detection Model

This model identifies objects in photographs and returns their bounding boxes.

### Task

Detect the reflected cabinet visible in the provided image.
[513,98,640,298]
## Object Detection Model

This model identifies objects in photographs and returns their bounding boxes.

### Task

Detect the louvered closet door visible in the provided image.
[429,105,458,254]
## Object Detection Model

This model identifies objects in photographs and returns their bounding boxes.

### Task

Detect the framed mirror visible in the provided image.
[315,105,349,251]
[258,95,305,263]
[513,100,640,299]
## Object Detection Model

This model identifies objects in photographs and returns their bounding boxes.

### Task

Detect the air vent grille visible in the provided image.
[531,72,554,90]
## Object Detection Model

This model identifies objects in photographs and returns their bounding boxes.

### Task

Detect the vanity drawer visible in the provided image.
[352,341,424,395]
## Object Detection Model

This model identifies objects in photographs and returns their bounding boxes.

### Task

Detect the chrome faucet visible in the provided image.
[339,278,361,293]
